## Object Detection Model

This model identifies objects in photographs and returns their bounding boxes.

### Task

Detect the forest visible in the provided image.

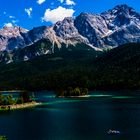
[0,92,34,106]
[0,43,139,91]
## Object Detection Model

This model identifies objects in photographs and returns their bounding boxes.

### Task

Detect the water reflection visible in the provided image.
[0,91,140,140]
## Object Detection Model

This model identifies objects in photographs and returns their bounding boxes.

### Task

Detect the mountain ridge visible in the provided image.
[0,43,139,90]
[0,4,140,63]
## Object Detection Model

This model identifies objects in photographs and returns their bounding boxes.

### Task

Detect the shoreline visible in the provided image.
[57,95,90,98]
[0,101,41,111]
[0,90,26,93]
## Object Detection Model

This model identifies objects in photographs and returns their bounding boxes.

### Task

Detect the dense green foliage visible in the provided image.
[0,136,7,140]
[0,94,15,105]
[94,43,140,89]
[0,47,99,90]
[0,92,34,105]
[0,43,139,90]
[56,87,88,97]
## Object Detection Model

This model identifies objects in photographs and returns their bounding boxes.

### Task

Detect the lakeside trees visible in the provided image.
[0,92,34,106]
[0,94,14,105]
[0,135,7,140]
[56,87,88,97]
[0,43,139,91]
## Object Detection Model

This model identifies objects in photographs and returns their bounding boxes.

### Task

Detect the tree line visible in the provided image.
[0,92,34,106]
[0,43,139,91]
[55,87,88,97]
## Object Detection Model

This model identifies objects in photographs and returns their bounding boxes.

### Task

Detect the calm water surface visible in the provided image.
[0,91,140,140]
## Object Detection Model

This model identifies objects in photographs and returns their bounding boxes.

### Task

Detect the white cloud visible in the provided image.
[9,16,15,19]
[37,0,46,5]
[25,8,33,17]
[51,2,54,5]
[12,20,18,24]
[4,23,13,27]
[58,0,64,3]
[43,6,75,23]
[66,0,76,5]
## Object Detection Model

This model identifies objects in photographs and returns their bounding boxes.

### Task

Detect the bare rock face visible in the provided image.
[0,4,140,63]
[74,13,109,47]
[74,4,140,48]
[53,17,89,44]
[0,26,28,51]
[99,4,140,48]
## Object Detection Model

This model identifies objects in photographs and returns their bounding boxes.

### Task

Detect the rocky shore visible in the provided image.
[0,101,41,111]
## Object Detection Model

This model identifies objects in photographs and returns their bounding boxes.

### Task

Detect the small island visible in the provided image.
[0,92,40,111]
[55,87,89,97]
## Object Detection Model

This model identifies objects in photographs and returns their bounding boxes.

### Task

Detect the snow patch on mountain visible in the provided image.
[0,4,140,63]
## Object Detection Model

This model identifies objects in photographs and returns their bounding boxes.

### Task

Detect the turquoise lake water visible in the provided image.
[0,90,140,140]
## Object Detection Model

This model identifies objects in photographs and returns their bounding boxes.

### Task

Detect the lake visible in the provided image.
[0,90,140,140]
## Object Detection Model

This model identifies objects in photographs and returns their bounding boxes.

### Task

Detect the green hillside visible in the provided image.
[0,43,139,91]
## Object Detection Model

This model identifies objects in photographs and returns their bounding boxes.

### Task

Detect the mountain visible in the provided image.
[0,43,139,90]
[94,43,140,89]
[0,4,140,63]
[0,26,28,51]
[0,48,101,90]
[75,4,140,48]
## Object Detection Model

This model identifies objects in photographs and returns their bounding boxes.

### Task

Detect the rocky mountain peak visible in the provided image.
[0,26,28,51]
[101,4,140,30]
[102,4,140,20]
[0,26,28,35]
[0,4,140,63]
[53,17,90,46]
[74,12,109,46]
[104,4,135,15]
[114,4,133,11]
[53,17,76,38]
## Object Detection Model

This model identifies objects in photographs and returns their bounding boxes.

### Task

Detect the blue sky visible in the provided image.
[0,0,140,29]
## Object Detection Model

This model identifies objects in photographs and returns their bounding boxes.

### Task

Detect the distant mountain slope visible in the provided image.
[75,4,140,48]
[0,4,140,63]
[0,39,98,63]
[96,43,140,65]
[0,43,139,90]
[94,43,140,89]
[0,47,100,90]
